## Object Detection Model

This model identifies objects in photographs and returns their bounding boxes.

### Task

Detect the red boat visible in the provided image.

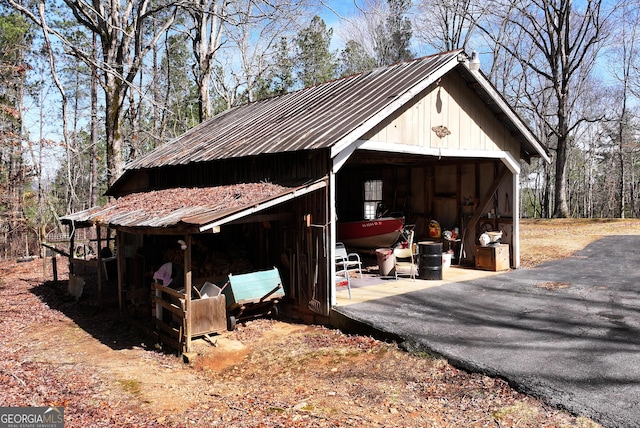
[337,217,404,248]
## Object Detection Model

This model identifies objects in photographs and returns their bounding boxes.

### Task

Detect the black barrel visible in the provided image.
[418,241,443,280]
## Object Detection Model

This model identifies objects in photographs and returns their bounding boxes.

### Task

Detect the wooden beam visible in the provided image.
[456,162,462,212]
[153,282,185,299]
[109,213,292,235]
[111,225,201,235]
[96,225,103,308]
[69,227,75,276]
[116,231,125,317]
[464,164,509,241]
[40,243,70,258]
[51,256,58,283]
[224,212,293,226]
[153,297,184,317]
[183,234,192,354]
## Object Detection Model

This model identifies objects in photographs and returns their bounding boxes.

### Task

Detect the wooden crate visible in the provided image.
[153,282,227,351]
[475,244,510,271]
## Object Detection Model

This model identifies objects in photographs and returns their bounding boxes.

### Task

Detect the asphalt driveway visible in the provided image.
[331,235,640,427]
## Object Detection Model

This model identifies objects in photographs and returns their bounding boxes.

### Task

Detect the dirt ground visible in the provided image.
[2,219,639,427]
[519,218,640,268]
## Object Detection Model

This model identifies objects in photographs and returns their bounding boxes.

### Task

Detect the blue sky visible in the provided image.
[320,0,357,24]
[318,0,359,49]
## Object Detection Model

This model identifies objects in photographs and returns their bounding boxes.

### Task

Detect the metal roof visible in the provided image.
[67,51,548,231]
[126,50,532,171]
[124,50,547,173]
[61,180,327,231]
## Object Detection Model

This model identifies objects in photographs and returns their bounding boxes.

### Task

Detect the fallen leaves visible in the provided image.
[535,281,572,290]
[519,218,640,268]
[0,248,602,427]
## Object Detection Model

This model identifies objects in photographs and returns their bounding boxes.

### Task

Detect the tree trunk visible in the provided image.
[192,0,224,123]
[90,33,99,207]
[619,140,625,218]
[552,73,571,218]
[198,70,212,123]
[105,72,125,187]
[543,160,552,218]
[553,137,570,218]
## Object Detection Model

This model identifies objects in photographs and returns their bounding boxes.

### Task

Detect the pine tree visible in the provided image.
[253,37,295,100]
[295,16,338,87]
[373,0,413,66]
[340,40,377,77]
[156,34,199,142]
[0,10,33,256]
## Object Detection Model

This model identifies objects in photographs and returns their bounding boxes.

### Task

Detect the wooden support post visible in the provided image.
[116,231,125,317]
[52,256,58,283]
[42,251,47,281]
[183,234,193,354]
[96,224,103,308]
[457,162,463,213]
[69,225,75,276]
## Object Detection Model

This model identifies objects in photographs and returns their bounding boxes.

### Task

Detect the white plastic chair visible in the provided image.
[394,247,417,280]
[335,242,362,299]
[335,242,363,278]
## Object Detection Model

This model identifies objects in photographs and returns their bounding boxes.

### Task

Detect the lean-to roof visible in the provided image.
[61,180,326,232]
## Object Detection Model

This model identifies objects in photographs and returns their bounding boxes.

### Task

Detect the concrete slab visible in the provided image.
[335,266,504,305]
[331,236,640,428]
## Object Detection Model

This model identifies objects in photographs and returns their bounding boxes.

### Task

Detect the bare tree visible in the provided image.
[186,0,226,122]
[608,0,640,218]
[0,10,35,257]
[414,0,484,51]
[478,0,608,218]
[479,6,553,217]
[186,0,312,120]
[336,0,413,69]
[7,0,178,186]
[335,0,386,65]
[90,33,99,207]
[70,0,177,185]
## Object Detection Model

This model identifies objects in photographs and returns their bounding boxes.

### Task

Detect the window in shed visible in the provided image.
[364,180,383,219]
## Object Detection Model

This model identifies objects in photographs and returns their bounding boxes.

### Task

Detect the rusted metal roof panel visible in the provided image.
[61,180,326,230]
[125,51,462,170]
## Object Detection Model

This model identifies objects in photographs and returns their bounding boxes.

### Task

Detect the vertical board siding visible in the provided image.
[364,71,521,160]
[137,151,329,193]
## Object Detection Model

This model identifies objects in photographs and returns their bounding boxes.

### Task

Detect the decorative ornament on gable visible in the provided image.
[432,125,451,139]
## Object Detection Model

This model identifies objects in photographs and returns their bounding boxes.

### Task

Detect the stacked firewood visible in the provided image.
[192,249,253,283]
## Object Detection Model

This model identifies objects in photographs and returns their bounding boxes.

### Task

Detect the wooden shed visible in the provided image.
[61,50,548,352]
